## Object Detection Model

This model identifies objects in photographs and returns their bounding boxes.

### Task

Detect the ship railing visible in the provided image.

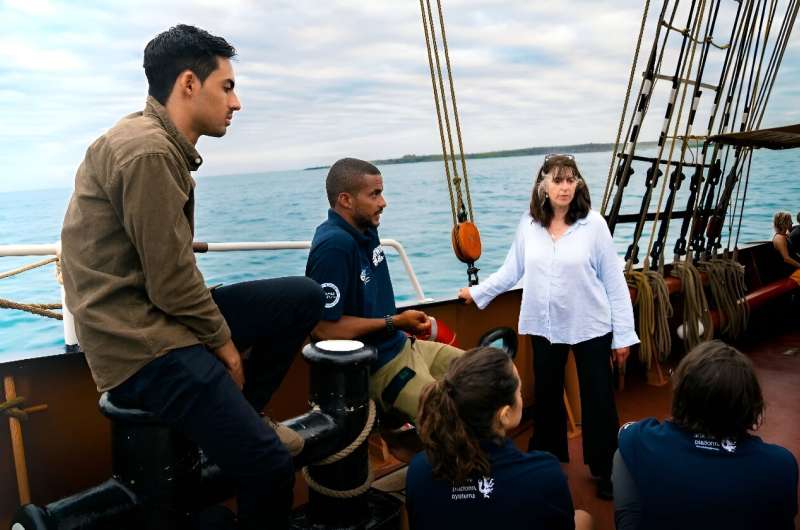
[0,239,428,351]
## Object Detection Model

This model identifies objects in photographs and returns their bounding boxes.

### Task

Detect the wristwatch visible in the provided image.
[385,315,395,335]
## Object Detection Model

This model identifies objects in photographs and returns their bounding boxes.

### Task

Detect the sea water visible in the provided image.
[2,148,799,360]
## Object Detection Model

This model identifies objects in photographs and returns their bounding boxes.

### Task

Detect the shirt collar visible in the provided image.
[143,96,203,171]
[327,209,375,244]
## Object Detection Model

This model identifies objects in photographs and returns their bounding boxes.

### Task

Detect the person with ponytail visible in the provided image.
[406,347,593,530]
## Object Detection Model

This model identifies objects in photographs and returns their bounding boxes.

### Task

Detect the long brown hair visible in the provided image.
[529,155,591,227]
[417,347,518,484]
[671,340,764,441]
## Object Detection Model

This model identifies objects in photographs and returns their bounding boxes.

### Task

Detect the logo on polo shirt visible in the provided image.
[360,268,372,284]
[693,434,737,454]
[372,246,385,266]
[321,283,340,308]
[478,477,494,499]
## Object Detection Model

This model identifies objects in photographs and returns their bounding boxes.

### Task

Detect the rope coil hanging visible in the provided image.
[419,0,481,285]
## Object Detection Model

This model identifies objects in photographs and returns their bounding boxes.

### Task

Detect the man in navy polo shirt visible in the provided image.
[306,158,463,420]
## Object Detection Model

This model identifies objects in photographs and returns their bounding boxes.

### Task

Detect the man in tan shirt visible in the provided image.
[60,25,323,530]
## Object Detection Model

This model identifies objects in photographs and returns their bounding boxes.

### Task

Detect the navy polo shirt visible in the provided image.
[618,418,798,530]
[406,439,575,530]
[306,209,407,369]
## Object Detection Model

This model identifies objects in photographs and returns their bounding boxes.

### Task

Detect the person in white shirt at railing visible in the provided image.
[458,154,639,500]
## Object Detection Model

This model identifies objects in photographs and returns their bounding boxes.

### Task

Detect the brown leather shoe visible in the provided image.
[264,417,304,457]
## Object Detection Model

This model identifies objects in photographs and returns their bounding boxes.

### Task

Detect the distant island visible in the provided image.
[303,141,658,170]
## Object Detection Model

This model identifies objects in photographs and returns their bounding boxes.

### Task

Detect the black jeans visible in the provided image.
[529,332,619,478]
[109,277,324,529]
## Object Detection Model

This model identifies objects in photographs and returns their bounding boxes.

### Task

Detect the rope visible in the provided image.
[0,257,58,280]
[419,0,457,226]
[671,260,713,350]
[1,396,29,421]
[303,400,376,498]
[698,256,748,338]
[435,0,474,222]
[0,298,62,320]
[626,269,673,368]
[603,0,651,215]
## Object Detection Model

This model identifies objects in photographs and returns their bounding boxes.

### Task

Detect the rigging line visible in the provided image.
[649,0,723,270]
[726,155,745,250]
[424,0,466,220]
[672,0,743,261]
[752,0,799,128]
[625,0,706,269]
[660,18,731,48]
[733,149,754,250]
[738,0,770,131]
[751,0,796,121]
[606,0,683,234]
[434,0,473,222]
[604,0,677,217]
[686,0,756,256]
[744,0,777,130]
[603,0,653,215]
[637,0,710,271]
[419,0,457,226]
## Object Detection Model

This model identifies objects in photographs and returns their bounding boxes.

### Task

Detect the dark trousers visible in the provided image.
[529,332,619,478]
[109,277,323,530]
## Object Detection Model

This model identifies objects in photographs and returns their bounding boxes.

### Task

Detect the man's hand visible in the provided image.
[457,287,473,304]
[394,309,432,336]
[612,347,630,367]
[214,340,245,390]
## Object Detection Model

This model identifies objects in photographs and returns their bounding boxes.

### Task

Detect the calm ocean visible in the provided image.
[2,148,799,360]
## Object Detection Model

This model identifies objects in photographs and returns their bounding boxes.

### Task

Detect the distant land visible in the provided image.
[303,141,658,170]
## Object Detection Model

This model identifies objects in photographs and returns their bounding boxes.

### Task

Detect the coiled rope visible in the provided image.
[671,260,713,350]
[302,400,377,499]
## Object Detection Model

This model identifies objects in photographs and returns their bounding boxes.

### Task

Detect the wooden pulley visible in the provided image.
[451,221,482,263]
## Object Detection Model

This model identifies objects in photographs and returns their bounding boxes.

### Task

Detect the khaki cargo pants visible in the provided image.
[369,337,464,421]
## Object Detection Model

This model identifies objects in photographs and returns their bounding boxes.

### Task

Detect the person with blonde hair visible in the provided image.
[406,346,593,530]
[772,211,800,285]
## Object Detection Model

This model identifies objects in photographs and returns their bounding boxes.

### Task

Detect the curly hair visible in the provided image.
[417,347,518,484]
[773,211,792,234]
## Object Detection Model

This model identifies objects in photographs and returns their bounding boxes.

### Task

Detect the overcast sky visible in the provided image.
[1,0,798,192]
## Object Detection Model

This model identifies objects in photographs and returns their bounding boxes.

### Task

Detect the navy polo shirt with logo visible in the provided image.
[618,418,798,530]
[306,209,407,369]
[406,439,575,530]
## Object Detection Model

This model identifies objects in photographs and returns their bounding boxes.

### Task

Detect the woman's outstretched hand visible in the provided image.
[612,347,630,367]
[457,287,474,304]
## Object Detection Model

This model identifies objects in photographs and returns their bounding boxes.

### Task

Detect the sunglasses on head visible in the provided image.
[544,153,576,162]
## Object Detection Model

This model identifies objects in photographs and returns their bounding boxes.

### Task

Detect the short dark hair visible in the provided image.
[325,158,380,207]
[143,24,237,105]
[417,347,518,483]
[671,340,764,441]
[529,155,591,227]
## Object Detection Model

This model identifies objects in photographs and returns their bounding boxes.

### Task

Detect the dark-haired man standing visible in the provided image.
[306,158,463,421]
[60,25,323,529]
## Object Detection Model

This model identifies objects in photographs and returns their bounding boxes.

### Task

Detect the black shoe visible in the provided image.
[597,477,613,500]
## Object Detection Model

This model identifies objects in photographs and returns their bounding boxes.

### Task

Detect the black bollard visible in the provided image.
[10,340,401,530]
[290,340,401,530]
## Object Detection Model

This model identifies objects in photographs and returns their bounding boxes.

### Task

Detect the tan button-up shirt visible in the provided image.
[61,97,231,392]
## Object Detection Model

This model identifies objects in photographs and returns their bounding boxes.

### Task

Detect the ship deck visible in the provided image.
[529,315,800,530]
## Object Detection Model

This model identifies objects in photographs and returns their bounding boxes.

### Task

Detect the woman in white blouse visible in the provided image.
[458,154,638,500]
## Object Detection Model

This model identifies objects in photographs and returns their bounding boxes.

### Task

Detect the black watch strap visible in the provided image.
[385,315,395,335]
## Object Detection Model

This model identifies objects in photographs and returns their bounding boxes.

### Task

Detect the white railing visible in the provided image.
[0,239,428,349]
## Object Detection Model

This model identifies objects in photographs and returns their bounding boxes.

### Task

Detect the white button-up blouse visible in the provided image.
[469,210,639,349]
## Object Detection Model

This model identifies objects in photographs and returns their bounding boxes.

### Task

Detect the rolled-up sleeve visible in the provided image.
[118,153,231,349]
[594,220,639,349]
[470,215,527,309]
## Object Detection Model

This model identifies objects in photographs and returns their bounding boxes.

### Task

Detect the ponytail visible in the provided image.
[417,347,518,484]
